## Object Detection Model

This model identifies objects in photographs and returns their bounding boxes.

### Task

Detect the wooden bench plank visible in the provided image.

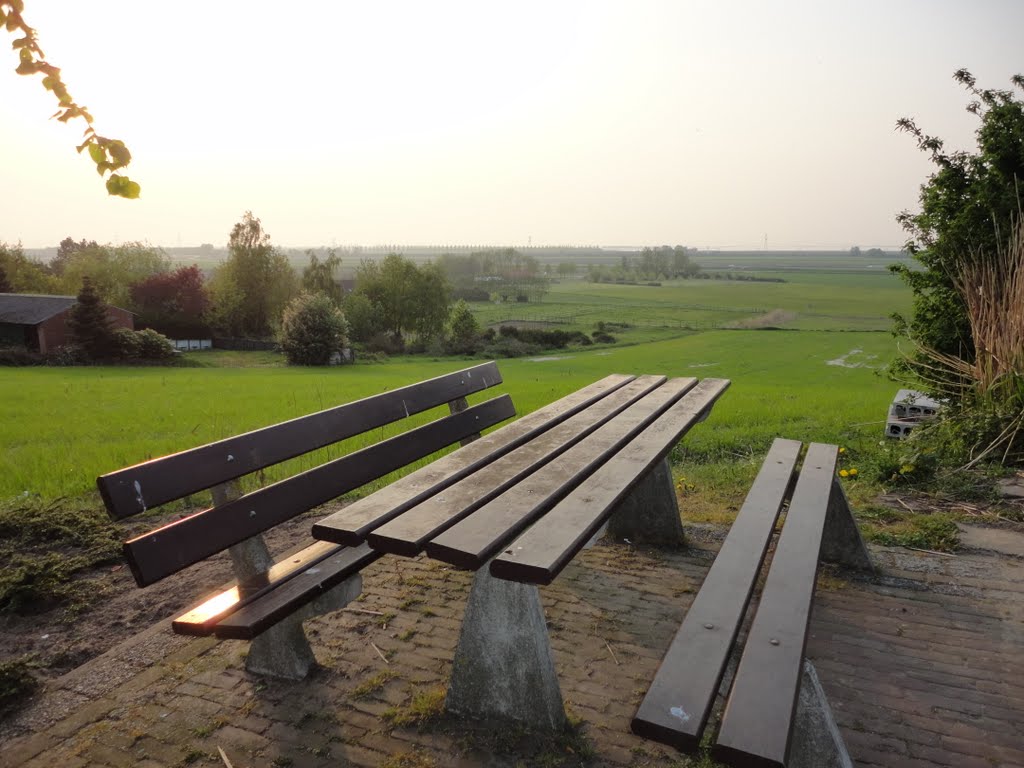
[489,378,731,585]
[424,378,698,569]
[98,361,503,519]
[712,442,839,768]
[629,438,802,751]
[366,375,668,556]
[312,374,634,546]
[212,543,381,640]
[122,395,515,587]
[172,540,341,636]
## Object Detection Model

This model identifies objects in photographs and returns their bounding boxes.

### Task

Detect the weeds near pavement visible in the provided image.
[0,498,121,614]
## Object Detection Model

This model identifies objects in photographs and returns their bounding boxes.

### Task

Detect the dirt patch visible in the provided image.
[0,501,346,706]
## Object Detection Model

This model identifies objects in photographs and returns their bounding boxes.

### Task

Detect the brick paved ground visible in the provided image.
[3,533,1022,767]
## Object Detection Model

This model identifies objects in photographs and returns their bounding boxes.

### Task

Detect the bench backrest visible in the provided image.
[97,362,513,587]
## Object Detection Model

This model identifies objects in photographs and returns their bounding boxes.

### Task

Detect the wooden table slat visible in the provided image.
[366,375,668,556]
[712,442,838,767]
[630,438,802,751]
[424,378,699,569]
[489,378,731,585]
[312,374,635,545]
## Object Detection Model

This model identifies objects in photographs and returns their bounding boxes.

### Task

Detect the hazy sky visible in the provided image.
[1,1,1021,250]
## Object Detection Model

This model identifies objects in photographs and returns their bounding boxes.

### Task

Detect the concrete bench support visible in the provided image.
[213,481,364,680]
[821,478,874,572]
[445,566,566,730]
[790,661,854,768]
[606,457,685,547]
[245,574,362,679]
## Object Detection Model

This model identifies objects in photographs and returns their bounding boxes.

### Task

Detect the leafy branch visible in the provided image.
[2,0,140,198]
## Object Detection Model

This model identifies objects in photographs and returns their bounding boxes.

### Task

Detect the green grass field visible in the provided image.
[0,330,900,503]
[469,271,910,333]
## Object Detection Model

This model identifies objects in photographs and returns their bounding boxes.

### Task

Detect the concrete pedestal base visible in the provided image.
[789,661,854,768]
[245,574,363,679]
[822,479,874,572]
[606,458,685,547]
[446,567,566,730]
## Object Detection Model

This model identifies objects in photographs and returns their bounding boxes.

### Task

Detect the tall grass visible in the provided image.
[913,216,1024,467]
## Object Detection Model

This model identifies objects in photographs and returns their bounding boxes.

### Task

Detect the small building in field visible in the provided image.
[0,293,134,353]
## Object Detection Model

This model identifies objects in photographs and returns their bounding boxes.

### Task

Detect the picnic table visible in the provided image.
[312,373,730,729]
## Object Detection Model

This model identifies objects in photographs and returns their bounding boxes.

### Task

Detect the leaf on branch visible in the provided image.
[105,173,141,199]
[87,143,106,165]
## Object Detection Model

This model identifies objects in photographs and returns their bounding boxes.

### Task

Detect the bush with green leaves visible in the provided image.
[110,327,142,359]
[892,70,1024,367]
[278,292,349,365]
[66,276,114,359]
[447,299,481,354]
[135,328,175,359]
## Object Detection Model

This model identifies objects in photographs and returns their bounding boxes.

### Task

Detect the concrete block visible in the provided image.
[606,457,685,547]
[445,567,566,730]
[789,661,854,768]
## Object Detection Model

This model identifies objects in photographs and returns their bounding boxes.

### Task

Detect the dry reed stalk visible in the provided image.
[909,215,1024,468]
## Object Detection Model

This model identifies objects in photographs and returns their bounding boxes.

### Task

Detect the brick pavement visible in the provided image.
[2,534,1022,767]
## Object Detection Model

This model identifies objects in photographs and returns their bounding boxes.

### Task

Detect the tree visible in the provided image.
[2,2,139,196]
[278,292,348,365]
[355,254,451,345]
[57,241,170,308]
[301,249,343,304]
[448,299,480,354]
[0,263,11,292]
[66,276,113,358]
[892,70,1024,367]
[130,265,210,337]
[210,212,297,337]
[342,292,381,343]
[51,237,98,276]
[0,242,56,293]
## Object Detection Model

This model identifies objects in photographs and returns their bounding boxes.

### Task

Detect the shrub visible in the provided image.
[0,345,42,366]
[136,328,176,359]
[110,327,142,359]
[481,337,540,358]
[279,292,349,366]
[0,657,38,717]
[447,300,481,354]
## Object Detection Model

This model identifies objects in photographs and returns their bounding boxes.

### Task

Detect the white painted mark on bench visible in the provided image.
[670,706,690,723]
[133,481,146,513]
[402,399,410,418]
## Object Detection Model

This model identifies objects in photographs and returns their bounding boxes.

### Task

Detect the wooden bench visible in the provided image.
[96,362,514,679]
[630,438,870,768]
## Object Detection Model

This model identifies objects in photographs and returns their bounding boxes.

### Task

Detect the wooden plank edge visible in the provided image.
[490,378,731,585]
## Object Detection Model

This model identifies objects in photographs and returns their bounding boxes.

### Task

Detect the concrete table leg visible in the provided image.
[446,567,566,730]
[606,457,685,547]
[789,661,854,768]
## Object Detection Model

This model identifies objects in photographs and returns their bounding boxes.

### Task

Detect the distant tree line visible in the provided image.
[587,246,700,283]
[436,248,549,303]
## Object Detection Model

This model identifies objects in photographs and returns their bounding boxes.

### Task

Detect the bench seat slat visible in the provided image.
[172,540,341,636]
[366,375,668,557]
[489,378,731,585]
[629,438,802,751]
[98,361,503,519]
[424,378,698,569]
[312,374,635,546]
[123,395,516,587]
[212,543,382,640]
[712,442,839,768]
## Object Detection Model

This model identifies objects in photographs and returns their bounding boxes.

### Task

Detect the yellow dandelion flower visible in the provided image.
[839,469,849,478]
[849,468,858,476]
